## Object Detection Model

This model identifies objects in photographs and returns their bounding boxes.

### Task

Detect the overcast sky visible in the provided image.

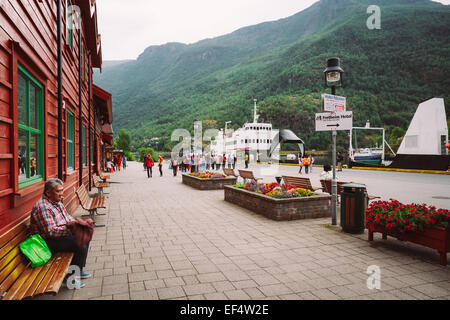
[96,0,450,61]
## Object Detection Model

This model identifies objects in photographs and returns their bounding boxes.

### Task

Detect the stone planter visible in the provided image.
[368,226,450,266]
[182,174,237,190]
[224,185,332,221]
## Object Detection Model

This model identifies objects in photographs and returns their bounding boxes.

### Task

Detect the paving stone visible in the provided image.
[157,286,186,300]
[224,289,251,300]
[183,283,217,296]
[412,283,450,298]
[258,284,293,296]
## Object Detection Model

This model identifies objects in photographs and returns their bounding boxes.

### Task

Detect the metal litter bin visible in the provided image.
[340,183,367,234]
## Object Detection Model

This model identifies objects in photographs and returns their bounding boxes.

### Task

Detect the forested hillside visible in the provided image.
[94,0,450,152]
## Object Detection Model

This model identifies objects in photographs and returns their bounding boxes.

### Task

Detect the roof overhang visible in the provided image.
[93,84,113,124]
[73,0,102,69]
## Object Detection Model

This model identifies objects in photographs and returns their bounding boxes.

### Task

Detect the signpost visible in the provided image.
[315,111,353,132]
[315,109,353,226]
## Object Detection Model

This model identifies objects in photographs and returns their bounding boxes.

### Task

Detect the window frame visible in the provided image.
[66,109,74,171]
[82,124,87,166]
[17,64,45,189]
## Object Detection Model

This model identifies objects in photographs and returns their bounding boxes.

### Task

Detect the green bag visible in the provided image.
[19,234,52,268]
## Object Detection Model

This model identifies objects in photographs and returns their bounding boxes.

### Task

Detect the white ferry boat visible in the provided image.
[210,100,280,161]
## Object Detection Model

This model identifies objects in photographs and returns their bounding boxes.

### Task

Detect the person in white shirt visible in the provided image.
[320,164,338,181]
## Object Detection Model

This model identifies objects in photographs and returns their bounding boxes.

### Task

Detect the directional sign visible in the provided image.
[322,94,346,112]
[315,111,353,131]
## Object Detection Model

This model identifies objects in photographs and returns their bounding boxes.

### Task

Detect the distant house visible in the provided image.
[0,1,113,234]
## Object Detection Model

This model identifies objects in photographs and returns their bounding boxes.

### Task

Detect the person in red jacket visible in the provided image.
[145,154,154,178]
[116,155,122,171]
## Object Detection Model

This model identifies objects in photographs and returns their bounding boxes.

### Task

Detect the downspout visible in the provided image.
[93,90,97,175]
[88,52,92,191]
[57,0,63,180]
[78,27,83,187]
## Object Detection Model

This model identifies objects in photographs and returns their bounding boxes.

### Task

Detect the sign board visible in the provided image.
[322,94,346,112]
[315,111,353,131]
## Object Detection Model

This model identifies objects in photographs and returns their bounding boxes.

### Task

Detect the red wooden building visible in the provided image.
[0,0,113,235]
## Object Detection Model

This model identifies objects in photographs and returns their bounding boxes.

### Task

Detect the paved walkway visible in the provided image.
[39,161,450,300]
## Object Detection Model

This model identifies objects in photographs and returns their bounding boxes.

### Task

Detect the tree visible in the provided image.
[116,129,132,152]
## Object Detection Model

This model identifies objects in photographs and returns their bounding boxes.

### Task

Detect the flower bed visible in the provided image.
[224,183,331,221]
[188,171,227,179]
[237,181,319,199]
[182,173,236,190]
[366,199,450,265]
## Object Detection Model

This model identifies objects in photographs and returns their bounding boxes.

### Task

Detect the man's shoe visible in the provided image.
[65,279,86,289]
[80,271,92,279]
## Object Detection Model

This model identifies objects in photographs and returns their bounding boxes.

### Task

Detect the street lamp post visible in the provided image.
[324,57,344,226]
[225,121,231,155]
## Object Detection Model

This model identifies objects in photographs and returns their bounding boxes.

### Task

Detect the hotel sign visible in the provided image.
[315,111,353,131]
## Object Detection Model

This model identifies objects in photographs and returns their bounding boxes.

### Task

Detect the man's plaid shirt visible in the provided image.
[30,195,75,239]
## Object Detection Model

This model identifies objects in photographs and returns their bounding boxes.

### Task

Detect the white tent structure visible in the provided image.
[397,97,448,156]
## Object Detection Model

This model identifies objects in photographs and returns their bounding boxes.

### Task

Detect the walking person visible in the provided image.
[303,155,310,174]
[298,153,304,174]
[122,155,127,171]
[244,152,249,169]
[158,155,164,177]
[222,154,226,170]
[172,158,178,176]
[233,154,237,169]
[145,154,154,178]
[116,155,122,171]
[337,151,344,172]
[309,154,314,173]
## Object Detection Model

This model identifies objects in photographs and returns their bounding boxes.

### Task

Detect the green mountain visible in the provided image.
[94,0,450,151]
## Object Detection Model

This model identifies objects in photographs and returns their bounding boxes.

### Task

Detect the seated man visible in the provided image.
[320,164,339,181]
[30,178,91,289]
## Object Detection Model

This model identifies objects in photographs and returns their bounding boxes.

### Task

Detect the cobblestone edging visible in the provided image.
[224,186,332,221]
[182,174,237,190]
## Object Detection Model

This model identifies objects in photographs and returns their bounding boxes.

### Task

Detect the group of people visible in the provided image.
[298,154,314,174]
[143,153,240,178]
[106,154,127,173]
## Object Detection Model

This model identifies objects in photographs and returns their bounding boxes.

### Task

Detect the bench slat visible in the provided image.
[0,259,29,299]
[8,262,48,300]
[45,253,74,294]
[0,222,28,254]
[0,246,24,279]
[0,231,27,264]
[2,260,34,300]
[22,259,55,299]
[0,250,25,286]
[34,254,63,296]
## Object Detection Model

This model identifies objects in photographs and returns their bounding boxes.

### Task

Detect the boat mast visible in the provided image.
[253,99,258,123]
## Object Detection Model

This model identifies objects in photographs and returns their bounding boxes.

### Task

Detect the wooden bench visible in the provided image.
[75,184,106,228]
[238,170,262,184]
[282,176,322,192]
[320,180,380,203]
[93,174,109,196]
[0,218,74,300]
[98,171,111,182]
[223,168,243,184]
[320,180,348,195]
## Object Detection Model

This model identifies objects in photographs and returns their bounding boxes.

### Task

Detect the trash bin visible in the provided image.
[340,183,367,234]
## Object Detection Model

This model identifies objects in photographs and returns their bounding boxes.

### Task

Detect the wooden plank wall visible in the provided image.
[0,0,103,234]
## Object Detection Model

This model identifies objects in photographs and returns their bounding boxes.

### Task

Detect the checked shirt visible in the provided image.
[30,195,75,239]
